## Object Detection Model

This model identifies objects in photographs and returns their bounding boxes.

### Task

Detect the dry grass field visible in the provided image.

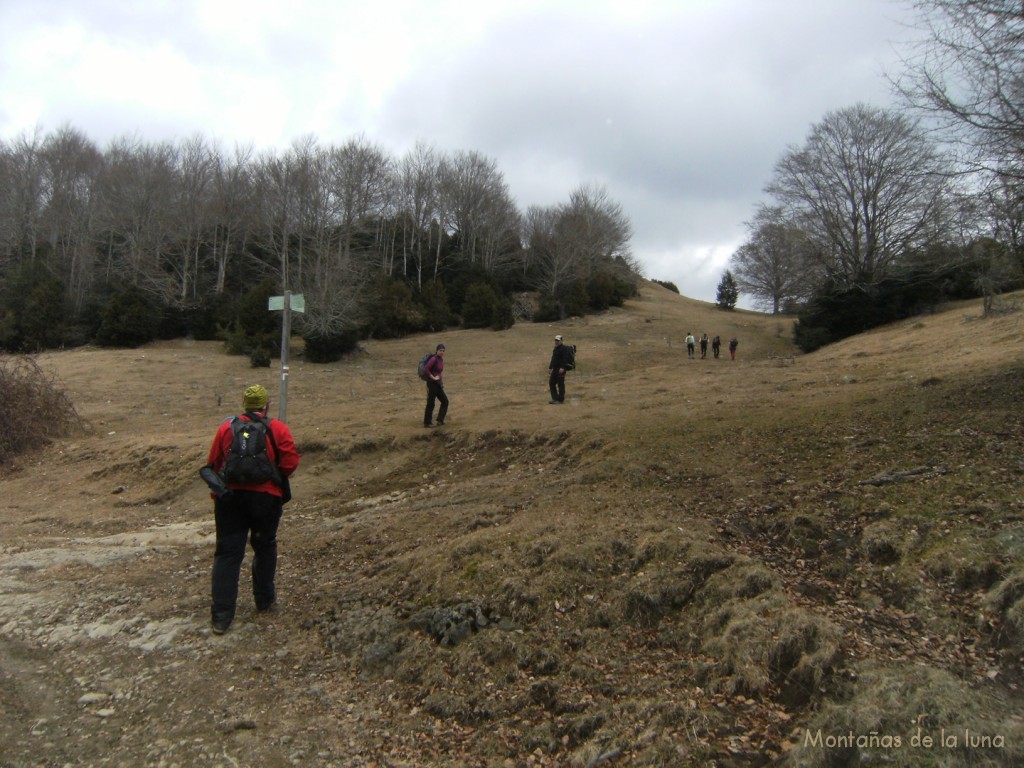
[1,281,1023,767]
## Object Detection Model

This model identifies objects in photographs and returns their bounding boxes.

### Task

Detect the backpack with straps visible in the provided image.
[220,413,282,485]
[417,352,436,381]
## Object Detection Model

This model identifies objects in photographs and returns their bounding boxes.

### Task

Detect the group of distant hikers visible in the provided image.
[684,332,738,361]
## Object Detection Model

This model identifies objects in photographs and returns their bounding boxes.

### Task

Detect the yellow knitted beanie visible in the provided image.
[242,384,268,410]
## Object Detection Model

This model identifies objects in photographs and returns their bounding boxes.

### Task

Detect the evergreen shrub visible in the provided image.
[303,330,359,363]
[95,286,161,348]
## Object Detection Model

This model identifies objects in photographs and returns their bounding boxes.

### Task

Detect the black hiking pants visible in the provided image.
[424,380,448,425]
[211,490,283,624]
[549,370,565,403]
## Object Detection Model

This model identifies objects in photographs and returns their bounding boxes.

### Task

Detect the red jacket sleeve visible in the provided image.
[206,419,233,470]
[268,420,300,478]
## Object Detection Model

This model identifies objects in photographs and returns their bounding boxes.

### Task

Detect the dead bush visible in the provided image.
[0,355,80,465]
[861,520,922,565]
[768,615,841,706]
[785,513,829,556]
[621,567,698,628]
[700,594,840,700]
[628,528,692,570]
[523,536,561,568]
[923,537,1002,591]
[692,560,839,698]
[621,548,736,628]
[985,569,1024,648]
[873,566,923,610]
[697,560,778,603]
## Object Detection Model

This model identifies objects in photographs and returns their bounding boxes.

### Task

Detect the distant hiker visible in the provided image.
[712,335,721,359]
[729,337,738,360]
[549,334,572,404]
[700,333,709,359]
[685,332,696,359]
[423,343,448,427]
[204,384,300,636]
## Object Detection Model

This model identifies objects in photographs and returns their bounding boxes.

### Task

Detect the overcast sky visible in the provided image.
[0,0,918,306]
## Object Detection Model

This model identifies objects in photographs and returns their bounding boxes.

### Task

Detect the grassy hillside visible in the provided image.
[1,281,1023,767]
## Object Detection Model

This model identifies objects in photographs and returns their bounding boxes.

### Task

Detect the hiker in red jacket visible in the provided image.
[205,384,300,635]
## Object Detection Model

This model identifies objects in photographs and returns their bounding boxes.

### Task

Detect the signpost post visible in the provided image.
[268,291,305,422]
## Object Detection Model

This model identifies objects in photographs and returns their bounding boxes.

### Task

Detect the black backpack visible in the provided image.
[418,353,436,381]
[220,413,282,485]
[564,344,577,371]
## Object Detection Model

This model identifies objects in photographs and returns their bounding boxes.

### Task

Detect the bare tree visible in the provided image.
[0,128,47,264]
[530,184,635,305]
[299,251,370,338]
[766,104,953,288]
[560,183,635,277]
[397,142,441,286]
[286,135,331,291]
[297,138,383,339]
[897,1,1024,175]
[95,135,179,300]
[38,126,103,312]
[983,172,1024,260]
[0,142,14,265]
[440,150,521,275]
[524,204,567,296]
[168,134,214,301]
[895,3,1024,306]
[731,205,818,313]
[250,147,299,291]
[955,173,1024,311]
[209,143,255,294]
[517,204,549,283]
[326,135,392,263]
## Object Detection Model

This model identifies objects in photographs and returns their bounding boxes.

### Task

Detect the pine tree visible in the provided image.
[716,270,739,310]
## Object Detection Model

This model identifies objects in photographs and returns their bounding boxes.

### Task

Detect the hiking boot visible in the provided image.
[211,619,231,635]
[256,600,276,613]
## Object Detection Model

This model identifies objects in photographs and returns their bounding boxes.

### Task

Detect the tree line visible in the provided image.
[0,130,638,361]
[728,1,1024,350]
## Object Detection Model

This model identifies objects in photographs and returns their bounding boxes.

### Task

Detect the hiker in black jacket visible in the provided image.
[548,335,571,404]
